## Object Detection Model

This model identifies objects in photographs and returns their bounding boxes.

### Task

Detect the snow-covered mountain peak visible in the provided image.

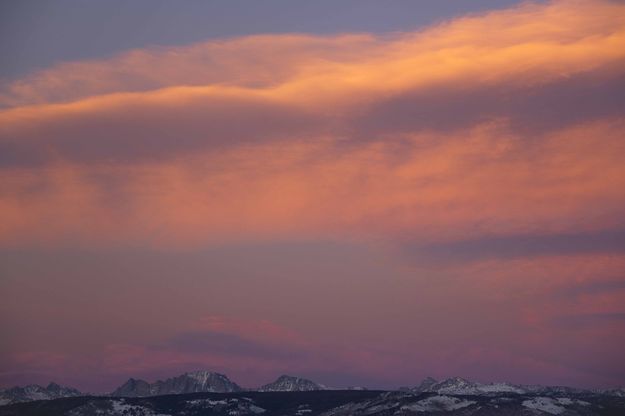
[410,377,528,395]
[258,375,326,392]
[111,371,241,397]
[436,377,473,388]
[185,371,230,386]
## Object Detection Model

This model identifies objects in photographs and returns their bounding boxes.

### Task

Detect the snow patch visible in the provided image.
[185,397,265,414]
[522,397,566,415]
[66,399,170,416]
[296,404,313,415]
[477,383,525,394]
[401,395,476,412]
[111,399,171,416]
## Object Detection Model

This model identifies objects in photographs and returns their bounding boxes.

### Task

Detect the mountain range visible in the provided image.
[0,372,327,405]
[402,376,581,395]
[0,382,81,406]
[1,371,624,414]
[2,388,625,416]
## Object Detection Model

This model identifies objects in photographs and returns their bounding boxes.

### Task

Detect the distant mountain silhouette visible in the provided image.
[111,370,241,397]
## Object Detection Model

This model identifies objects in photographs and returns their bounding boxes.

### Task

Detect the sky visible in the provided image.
[0,0,624,393]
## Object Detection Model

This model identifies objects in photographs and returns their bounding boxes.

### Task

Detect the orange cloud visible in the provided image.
[1,0,624,109]
[1,117,624,246]
[0,0,624,247]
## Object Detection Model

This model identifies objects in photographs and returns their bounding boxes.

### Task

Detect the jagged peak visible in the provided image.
[111,369,241,397]
[186,370,220,375]
[259,374,325,391]
[440,376,472,384]
[122,377,147,384]
[186,370,229,379]
[276,375,304,381]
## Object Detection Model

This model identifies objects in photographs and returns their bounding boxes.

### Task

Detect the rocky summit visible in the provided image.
[258,375,327,392]
[111,371,242,397]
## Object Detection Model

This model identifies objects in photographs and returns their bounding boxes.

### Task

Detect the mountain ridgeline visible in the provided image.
[0,383,81,406]
[109,372,328,397]
[2,372,625,415]
[1,372,328,406]
[111,371,242,397]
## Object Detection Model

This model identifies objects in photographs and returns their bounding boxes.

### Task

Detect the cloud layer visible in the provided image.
[1,0,624,246]
[1,0,624,391]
